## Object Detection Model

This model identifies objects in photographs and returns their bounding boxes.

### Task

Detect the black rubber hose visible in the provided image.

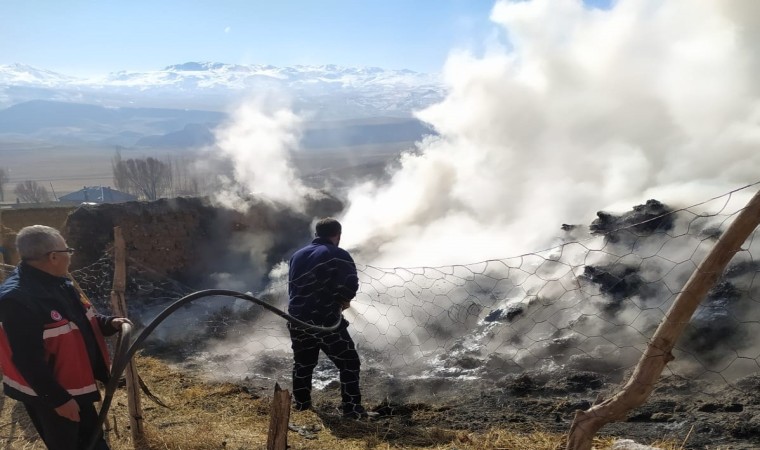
[87,289,341,450]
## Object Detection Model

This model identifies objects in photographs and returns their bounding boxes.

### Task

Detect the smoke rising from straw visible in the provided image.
[211,97,315,212]
[339,0,760,267]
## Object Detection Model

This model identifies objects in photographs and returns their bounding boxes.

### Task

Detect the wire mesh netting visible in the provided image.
[2,185,760,443]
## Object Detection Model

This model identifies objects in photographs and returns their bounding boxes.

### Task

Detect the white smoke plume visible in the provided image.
[190,0,760,386]
[211,97,315,212]
[340,0,760,267]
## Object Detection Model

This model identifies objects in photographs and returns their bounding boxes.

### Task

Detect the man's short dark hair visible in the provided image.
[315,218,342,238]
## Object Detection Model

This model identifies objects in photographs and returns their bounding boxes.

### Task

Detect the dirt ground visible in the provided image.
[3,355,760,449]
[284,367,760,450]
[136,324,760,450]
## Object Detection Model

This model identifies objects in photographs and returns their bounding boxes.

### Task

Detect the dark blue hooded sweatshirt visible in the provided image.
[288,237,359,328]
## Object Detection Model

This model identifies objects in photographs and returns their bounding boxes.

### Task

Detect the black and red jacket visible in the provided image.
[0,263,118,408]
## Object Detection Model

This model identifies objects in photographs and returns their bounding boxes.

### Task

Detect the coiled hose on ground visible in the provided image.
[87,289,341,450]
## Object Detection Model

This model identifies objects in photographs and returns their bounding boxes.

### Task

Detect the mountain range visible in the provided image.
[0,62,443,149]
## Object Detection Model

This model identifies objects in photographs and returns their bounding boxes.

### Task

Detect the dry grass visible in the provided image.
[1,356,683,450]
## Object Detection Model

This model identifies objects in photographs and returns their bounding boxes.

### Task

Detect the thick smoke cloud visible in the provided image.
[340,0,760,267]
[196,98,320,303]
[189,0,760,386]
[332,0,760,385]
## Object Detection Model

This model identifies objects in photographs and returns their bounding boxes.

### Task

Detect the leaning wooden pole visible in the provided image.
[110,227,145,447]
[566,189,760,450]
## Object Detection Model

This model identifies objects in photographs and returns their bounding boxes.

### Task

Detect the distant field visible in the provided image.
[0,139,410,203]
[0,140,181,201]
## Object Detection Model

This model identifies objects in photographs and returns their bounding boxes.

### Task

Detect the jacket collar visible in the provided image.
[18,261,70,285]
[312,237,335,246]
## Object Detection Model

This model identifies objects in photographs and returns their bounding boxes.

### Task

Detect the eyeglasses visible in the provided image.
[47,248,75,256]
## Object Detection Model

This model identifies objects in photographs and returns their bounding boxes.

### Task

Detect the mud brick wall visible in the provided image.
[1,194,343,284]
[0,206,77,264]
[62,195,343,284]
[64,198,214,279]
[0,206,75,232]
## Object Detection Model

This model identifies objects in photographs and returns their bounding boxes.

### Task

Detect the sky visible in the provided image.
[0,0,611,76]
[1,1,494,76]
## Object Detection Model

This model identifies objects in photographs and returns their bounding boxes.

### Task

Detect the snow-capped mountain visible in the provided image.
[0,63,79,86]
[100,62,438,89]
[0,62,445,118]
[0,62,441,149]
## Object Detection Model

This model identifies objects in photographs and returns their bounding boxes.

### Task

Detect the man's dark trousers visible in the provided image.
[23,399,110,450]
[288,325,361,413]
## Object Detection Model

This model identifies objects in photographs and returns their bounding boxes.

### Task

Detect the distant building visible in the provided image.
[58,186,137,204]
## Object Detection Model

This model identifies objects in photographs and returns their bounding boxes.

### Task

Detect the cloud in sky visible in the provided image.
[224,26,231,34]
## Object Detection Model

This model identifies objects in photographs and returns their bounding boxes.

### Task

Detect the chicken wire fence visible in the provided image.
[2,185,760,406]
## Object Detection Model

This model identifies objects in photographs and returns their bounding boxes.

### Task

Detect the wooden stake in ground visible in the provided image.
[110,226,145,446]
[267,383,291,450]
[566,189,760,450]
[0,253,8,283]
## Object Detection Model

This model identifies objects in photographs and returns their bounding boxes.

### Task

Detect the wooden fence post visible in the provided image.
[110,226,145,447]
[566,189,760,450]
[266,383,291,450]
[0,246,7,283]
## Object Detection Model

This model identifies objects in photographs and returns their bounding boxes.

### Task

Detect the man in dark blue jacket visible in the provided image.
[287,218,372,418]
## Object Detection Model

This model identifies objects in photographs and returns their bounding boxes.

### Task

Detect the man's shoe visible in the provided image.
[294,401,311,412]
[342,405,378,420]
[342,410,365,419]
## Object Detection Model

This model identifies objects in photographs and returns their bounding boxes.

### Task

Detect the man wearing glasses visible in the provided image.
[0,225,130,450]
